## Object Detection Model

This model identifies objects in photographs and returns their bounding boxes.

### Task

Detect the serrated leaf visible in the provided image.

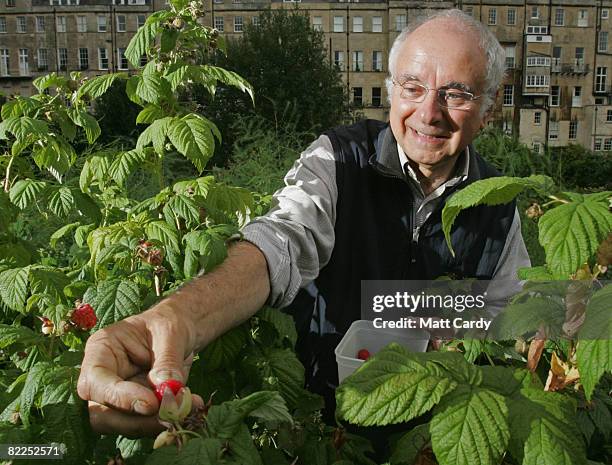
[0,266,30,313]
[145,437,223,465]
[77,72,127,99]
[336,344,457,426]
[29,266,70,303]
[227,423,263,465]
[145,220,180,253]
[136,104,165,124]
[84,279,141,329]
[390,423,431,465]
[518,265,554,280]
[108,149,147,186]
[577,284,612,400]
[32,73,69,93]
[137,116,173,154]
[430,386,509,465]
[125,11,170,67]
[228,391,293,425]
[203,65,254,102]
[9,179,47,209]
[202,325,249,372]
[257,307,298,348]
[18,362,50,426]
[1,115,50,142]
[442,175,553,255]
[480,366,542,396]
[204,182,253,225]
[46,186,74,217]
[168,114,219,173]
[0,324,43,348]
[166,194,200,227]
[136,62,172,103]
[69,107,101,144]
[539,192,612,278]
[489,296,566,340]
[1,97,41,119]
[183,228,229,277]
[50,222,80,248]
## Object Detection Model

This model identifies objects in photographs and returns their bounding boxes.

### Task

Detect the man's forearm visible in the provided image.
[155,240,270,352]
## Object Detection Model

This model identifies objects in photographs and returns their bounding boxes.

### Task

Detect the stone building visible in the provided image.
[2,0,612,151]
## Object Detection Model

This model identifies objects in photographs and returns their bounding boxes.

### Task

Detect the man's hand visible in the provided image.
[77,303,200,437]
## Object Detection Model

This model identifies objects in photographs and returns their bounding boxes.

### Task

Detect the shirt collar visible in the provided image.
[397,142,470,187]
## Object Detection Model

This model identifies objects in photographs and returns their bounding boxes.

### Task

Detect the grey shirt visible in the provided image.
[242,134,531,314]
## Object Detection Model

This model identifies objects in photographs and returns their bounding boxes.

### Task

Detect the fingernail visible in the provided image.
[133,399,152,415]
[150,369,182,384]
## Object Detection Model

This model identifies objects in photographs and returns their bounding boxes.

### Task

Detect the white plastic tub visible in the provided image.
[335,320,430,383]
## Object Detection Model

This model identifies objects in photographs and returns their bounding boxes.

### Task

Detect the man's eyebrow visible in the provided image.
[398,74,421,82]
[442,81,474,93]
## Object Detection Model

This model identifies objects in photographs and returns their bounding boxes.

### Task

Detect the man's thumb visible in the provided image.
[148,336,187,385]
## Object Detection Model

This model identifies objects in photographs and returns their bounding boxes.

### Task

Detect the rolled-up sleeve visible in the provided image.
[241,135,337,308]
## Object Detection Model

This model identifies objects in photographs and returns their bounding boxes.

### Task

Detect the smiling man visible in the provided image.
[78,9,530,435]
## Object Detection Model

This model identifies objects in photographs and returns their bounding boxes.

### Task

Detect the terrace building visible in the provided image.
[2,0,612,151]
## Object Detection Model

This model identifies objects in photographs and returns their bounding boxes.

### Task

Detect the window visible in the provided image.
[578,10,588,27]
[333,16,344,33]
[137,15,146,28]
[503,85,513,106]
[575,47,584,63]
[214,17,224,32]
[464,6,473,17]
[234,16,243,33]
[488,8,497,25]
[572,86,582,107]
[0,49,8,76]
[534,112,542,125]
[599,31,608,52]
[98,16,107,32]
[56,16,66,33]
[554,8,564,26]
[569,120,578,139]
[531,6,539,19]
[596,67,607,92]
[504,45,515,68]
[549,121,559,140]
[0,17,6,33]
[607,109,612,122]
[372,51,382,72]
[550,86,560,106]
[17,16,26,33]
[503,119,513,135]
[312,16,322,31]
[37,48,48,71]
[605,138,612,150]
[594,138,602,150]
[251,16,258,27]
[6,0,15,6]
[36,16,45,32]
[352,51,363,72]
[117,48,128,70]
[526,26,548,34]
[532,142,542,154]
[98,48,108,70]
[78,48,88,70]
[58,48,67,70]
[334,51,344,70]
[117,15,126,32]
[603,9,610,20]
[372,87,381,107]
[372,16,382,33]
[77,16,87,32]
[395,15,406,32]
[353,87,362,106]
[526,75,549,87]
[352,16,362,33]
[506,8,516,26]
[527,57,551,67]
[18,49,28,76]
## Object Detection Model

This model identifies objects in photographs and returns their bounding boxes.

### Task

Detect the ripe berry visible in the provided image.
[357,349,371,360]
[70,303,97,330]
[154,379,184,402]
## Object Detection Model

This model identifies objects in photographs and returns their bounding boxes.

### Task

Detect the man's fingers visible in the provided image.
[88,401,163,437]
[148,330,189,385]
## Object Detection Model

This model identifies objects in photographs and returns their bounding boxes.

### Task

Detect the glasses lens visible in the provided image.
[400,83,427,101]
[443,91,472,108]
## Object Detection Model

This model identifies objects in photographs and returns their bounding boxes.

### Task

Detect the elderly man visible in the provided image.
[78,9,529,435]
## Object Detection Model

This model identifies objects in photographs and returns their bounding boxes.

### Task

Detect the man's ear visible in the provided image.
[480,90,499,129]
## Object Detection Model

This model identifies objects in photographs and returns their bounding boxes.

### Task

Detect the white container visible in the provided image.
[335,320,430,383]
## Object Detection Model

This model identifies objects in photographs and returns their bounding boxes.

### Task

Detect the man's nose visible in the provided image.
[418,89,445,125]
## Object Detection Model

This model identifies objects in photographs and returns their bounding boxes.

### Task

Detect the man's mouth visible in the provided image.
[411,127,449,144]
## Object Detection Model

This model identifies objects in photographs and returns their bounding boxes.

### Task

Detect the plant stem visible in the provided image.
[3,152,15,193]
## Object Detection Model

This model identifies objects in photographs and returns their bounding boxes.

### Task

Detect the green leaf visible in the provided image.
[136,104,165,124]
[203,65,254,102]
[145,220,180,253]
[390,424,431,465]
[29,266,70,303]
[227,423,263,465]
[0,115,50,142]
[165,194,201,227]
[183,228,230,277]
[577,284,612,400]
[136,62,172,103]
[80,151,112,192]
[441,175,553,255]
[146,438,223,465]
[1,96,41,119]
[77,73,127,99]
[517,265,554,280]
[32,73,69,93]
[18,361,50,426]
[539,192,612,278]
[68,107,101,144]
[507,388,587,465]
[125,11,170,67]
[0,266,30,313]
[489,296,566,340]
[45,185,75,217]
[160,28,180,54]
[430,386,509,465]
[227,391,293,424]
[168,114,219,173]
[204,182,253,224]
[336,344,457,426]
[480,366,541,396]
[9,179,47,209]
[257,306,298,348]
[201,325,249,372]
[84,279,141,329]
[50,222,81,248]
[0,324,43,349]
[206,403,244,439]
[137,116,173,154]
[108,149,147,186]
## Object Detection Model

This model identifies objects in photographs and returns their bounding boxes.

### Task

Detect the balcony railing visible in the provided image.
[551,61,589,74]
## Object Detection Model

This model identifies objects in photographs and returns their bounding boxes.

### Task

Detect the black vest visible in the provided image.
[287,119,515,393]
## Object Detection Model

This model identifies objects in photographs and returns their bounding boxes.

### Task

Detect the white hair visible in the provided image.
[385,9,505,115]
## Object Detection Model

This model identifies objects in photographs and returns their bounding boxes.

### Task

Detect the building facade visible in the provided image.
[2,0,612,151]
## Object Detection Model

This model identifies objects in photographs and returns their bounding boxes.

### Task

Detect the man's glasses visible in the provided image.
[392,78,482,110]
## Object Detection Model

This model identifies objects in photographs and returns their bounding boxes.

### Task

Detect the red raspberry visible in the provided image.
[154,379,185,402]
[357,349,371,360]
[70,303,97,330]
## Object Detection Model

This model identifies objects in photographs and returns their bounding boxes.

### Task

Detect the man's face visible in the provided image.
[389,20,489,170]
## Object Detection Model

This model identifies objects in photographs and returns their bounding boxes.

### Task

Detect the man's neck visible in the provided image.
[408,156,460,196]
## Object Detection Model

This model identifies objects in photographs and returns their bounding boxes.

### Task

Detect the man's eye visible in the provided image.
[446,91,469,100]
[403,85,423,95]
